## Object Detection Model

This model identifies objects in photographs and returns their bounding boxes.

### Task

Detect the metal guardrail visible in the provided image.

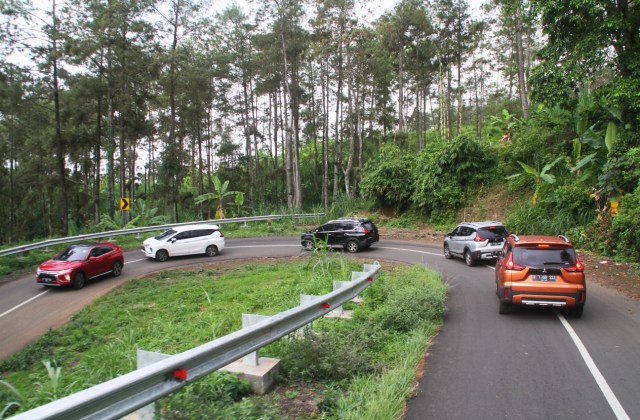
[11,261,382,420]
[0,213,324,257]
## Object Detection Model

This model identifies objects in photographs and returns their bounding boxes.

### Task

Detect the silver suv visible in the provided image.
[443,221,509,266]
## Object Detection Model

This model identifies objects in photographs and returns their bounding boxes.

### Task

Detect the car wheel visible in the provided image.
[73,272,86,289]
[464,250,476,266]
[155,249,169,262]
[112,261,123,277]
[498,300,512,314]
[206,245,219,257]
[444,244,452,259]
[302,240,313,251]
[345,240,359,253]
[567,306,583,318]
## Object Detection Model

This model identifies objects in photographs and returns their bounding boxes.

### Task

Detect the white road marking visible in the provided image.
[125,258,147,264]
[226,245,301,248]
[556,312,630,420]
[0,290,49,319]
[375,246,443,257]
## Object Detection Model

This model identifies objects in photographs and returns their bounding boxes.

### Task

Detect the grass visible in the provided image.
[0,255,447,419]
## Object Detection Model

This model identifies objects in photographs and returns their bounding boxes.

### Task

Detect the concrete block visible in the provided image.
[222,357,280,395]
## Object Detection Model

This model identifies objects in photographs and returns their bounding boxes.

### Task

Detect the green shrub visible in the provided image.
[364,267,447,333]
[157,372,275,419]
[359,144,415,212]
[611,188,640,260]
[413,135,496,219]
[277,327,380,381]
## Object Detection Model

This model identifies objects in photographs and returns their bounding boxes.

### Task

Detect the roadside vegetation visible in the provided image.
[0,253,447,419]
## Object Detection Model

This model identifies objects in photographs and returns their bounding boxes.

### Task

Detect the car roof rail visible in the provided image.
[558,235,570,243]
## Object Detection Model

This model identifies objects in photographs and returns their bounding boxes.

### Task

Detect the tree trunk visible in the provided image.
[515,4,530,119]
[51,0,69,236]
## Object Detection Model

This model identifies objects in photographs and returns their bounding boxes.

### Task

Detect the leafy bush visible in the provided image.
[359,144,415,212]
[158,372,272,419]
[364,266,447,333]
[611,188,640,260]
[277,327,380,381]
[413,135,496,219]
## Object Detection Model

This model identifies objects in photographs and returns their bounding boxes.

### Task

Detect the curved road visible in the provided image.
[1,237,639,419]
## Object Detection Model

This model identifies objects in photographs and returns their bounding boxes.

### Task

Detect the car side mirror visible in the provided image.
[171,238,177,243]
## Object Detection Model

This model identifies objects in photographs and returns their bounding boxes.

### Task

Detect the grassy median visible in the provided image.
[0,252,446,419]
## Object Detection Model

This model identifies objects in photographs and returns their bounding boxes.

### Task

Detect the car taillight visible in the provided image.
[505,254,525,271]
[219,231,224,237]
[474,233,486,242]
[357,227,369,234]
[564,256,584,272]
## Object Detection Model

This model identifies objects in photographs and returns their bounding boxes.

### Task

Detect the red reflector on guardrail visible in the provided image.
[367,276,374,282]
[173,369,187,381]
[322,302,331,309]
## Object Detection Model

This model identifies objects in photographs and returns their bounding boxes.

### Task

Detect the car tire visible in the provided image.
[112,261,123,277]
[155,249,169,262]
[444,244,452,259]
[498,300,512,314]
[464,250,476,266]
[206,245,219,257]
[73,272,86,289]
[302,240,314,251]
[567,306,583,318]
[345,240,359,253]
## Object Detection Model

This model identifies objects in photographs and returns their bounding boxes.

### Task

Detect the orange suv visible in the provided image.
[495,235,586,317]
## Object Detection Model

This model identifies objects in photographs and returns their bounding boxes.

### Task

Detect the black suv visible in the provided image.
[301,218,379,253]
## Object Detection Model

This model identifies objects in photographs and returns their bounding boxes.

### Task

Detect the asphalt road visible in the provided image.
[1,237,639,419]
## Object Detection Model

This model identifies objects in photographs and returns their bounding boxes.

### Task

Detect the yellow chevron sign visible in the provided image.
[120,198,130,211]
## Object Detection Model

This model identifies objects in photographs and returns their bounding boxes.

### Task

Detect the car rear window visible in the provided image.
[478,226,509,239]
[513,247,576,267]
[362,222,375,231]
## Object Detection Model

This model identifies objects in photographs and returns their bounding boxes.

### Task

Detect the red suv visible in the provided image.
[36,242,124,289]
[495,235,586,317]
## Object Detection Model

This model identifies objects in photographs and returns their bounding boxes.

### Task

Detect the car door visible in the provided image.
[448,227,465,255]
[316,223,336,246]
[86,246,110,277]
[339,222,356,245]
[170,231,194,256]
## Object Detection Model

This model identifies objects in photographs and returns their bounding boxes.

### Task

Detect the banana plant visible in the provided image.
[507,157,563,205]
[194,176,240,219]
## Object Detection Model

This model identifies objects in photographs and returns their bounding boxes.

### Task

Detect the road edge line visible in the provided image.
[556,311,630,420]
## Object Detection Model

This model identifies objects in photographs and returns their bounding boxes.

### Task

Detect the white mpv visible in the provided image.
[141,224,225,262]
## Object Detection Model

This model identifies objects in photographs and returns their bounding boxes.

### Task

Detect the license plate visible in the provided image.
[533,274,556,282]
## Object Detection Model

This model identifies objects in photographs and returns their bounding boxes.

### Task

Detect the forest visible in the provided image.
[0,0,639,261]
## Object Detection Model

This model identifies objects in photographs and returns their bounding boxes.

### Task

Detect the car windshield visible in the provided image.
[478,226,509,239]
[55,246,90,262]
[155,229,177,240]
[513,247,576,266]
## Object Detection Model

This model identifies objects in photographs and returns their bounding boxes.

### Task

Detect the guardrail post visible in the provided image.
[221,314,280,395]
[127,349,171,420]
[241,314,269,366]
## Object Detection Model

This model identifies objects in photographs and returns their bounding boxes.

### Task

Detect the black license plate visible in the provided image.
[533,274,556,282]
